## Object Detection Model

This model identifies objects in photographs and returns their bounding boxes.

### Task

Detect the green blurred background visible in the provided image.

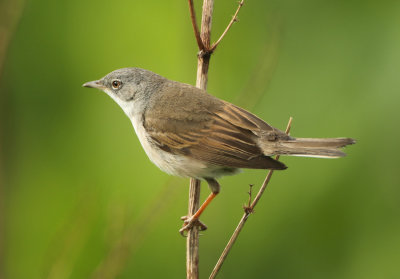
[1,0,399,278]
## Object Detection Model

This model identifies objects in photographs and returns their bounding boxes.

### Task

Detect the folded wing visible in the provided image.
[144,89,286,170]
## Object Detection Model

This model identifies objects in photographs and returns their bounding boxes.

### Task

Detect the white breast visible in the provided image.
[110,95,231,179]
[129,113,212,178]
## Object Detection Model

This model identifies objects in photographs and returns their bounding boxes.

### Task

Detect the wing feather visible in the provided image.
[215,101,274,133]
[144,85,286,170]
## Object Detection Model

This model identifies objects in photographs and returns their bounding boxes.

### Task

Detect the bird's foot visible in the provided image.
[179,216,207,236]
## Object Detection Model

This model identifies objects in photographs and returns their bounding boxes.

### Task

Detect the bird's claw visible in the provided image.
[179,216,207,236]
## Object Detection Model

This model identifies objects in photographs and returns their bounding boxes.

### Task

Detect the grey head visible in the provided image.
[83,67,167,116]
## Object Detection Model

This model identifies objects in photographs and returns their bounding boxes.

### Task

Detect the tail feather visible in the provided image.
[262,137,355,158]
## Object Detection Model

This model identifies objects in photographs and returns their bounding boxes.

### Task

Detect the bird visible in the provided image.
[83,67,355,234]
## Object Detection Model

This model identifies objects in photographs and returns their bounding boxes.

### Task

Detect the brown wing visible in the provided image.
[188,115,286,169]
[144,83,286,170]
[215,101,274,133]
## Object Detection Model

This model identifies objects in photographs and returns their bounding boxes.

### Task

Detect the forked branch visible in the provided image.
[209,117,293,279]
[210,0,244,52]
[188,0,245,54]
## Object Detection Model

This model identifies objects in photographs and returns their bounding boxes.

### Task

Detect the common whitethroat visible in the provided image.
[83,67,355,234]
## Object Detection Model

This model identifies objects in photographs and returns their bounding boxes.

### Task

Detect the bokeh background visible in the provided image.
[1,0,399,278]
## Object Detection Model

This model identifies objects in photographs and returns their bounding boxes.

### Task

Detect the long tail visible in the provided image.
[267,137,356,158]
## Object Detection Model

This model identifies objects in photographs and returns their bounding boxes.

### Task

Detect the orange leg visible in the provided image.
[192,192,218,220]
[180,192,218,235]
[179,178,220,235]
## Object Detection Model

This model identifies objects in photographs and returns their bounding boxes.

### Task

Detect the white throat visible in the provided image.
[104,89,141,119]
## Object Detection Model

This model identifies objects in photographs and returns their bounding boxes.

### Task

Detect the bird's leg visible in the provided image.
[179,178,220,235]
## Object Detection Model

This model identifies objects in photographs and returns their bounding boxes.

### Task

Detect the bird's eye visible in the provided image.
[111,80,122,89]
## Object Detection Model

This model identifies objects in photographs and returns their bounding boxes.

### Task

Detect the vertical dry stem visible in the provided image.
[187,0,245,277]
[187,1,214,279]
[196,0,213,90]
[186,179,201,279]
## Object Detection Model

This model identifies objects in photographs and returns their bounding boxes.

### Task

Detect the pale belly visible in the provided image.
[130,117,239,179]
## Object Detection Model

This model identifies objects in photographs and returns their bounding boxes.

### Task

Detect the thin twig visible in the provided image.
[188,0,205,51]
[243,184,253,214]
[186,178,201,279]
[209,0,244,52]
[187,1,214,278]
[209,117,293,279]
[250,118,292,208]
[188,0,244,55]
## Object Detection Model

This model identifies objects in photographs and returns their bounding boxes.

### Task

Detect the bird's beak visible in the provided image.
[82,80,105,89]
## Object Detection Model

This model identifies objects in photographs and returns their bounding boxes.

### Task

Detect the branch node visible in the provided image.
[197,49,213,59]
[243,184,254,214]
[243,206,254,215]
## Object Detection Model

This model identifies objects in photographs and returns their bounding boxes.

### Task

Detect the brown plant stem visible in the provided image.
[188,0,204,51]
[186,1,245,278]
[210,0,244,52]
[188,0,244,56]
[209,117,293,279]
[187,1,214,277]
[186,179,201,279]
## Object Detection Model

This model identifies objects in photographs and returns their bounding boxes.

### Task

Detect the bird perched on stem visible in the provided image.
[83,68,355,234]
